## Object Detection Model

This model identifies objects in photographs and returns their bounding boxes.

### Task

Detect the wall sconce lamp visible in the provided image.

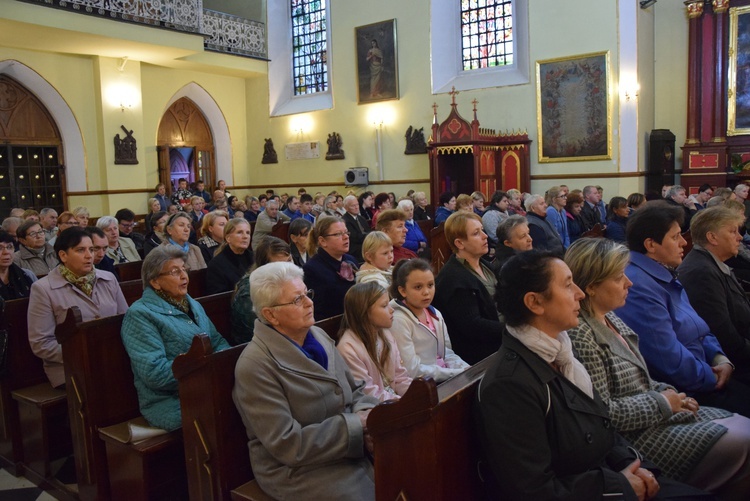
[374,119,384,181]
[640,0,657,9]
[289,115,311,136]
[624,86,640,101]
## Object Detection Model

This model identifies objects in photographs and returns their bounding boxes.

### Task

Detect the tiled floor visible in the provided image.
[0,467,56,501]
[0,456,77,501]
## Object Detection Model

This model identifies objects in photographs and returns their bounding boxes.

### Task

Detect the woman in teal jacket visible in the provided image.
[121,245,229,431]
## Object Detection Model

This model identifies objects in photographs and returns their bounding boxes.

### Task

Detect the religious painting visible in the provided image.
[536,51,611,162]
[728,5,750,136]
[355,19,399,104]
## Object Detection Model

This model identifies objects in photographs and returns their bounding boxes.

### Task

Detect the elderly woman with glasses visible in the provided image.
[13,219,59,276]
[121,246,229,431]
[232,262,379,500]
[161,212,206,271]
[303,217,359,320]
[0,230,37,300]
[97,215,140,264]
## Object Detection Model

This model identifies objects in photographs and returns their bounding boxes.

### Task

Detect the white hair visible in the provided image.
[96,216,118,229]
[249,262,305,319]
[524,194,544,212]
[397,199,414,211]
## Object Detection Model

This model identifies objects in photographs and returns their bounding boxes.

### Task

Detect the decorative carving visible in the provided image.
[325,132,345,160]
[404,126,427,155]
[203,10,267,59]
[261,138,278,164]
[712,0,729,14]
[684,0,704,19]
[114,125,138,165]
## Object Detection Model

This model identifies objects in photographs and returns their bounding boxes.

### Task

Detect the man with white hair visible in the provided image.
[251,199,290,251]
[665,185,693,232]
[342,195,370,262]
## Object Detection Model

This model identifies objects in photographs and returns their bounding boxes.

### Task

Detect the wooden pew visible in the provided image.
[430,223,451,274]
[682,229,693,255]
[314,314,343,343]
[367,354,496,500]
[270,221,290,243]
[187,267,207,299]
[417,219,433,249]
[54,291,232,500]
[581,223,604,239]
[119,278,144,306]
[174,327,493,501]
[115,260,143,282]
[0,297,72,485]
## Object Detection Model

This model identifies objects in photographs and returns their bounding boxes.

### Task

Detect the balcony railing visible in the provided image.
[203,9,266,60]
[19,0,267,59]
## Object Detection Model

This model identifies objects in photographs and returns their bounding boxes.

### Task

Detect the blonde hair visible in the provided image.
[444,211,482,253]
[690,206,745,247]
[216,218,251,256]
[456,194,473,211]
[564,238,630,315]
[307,216,344,255]
[199,210,229,238]
[362,231,393,263]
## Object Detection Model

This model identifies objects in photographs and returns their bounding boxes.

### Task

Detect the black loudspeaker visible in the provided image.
[647,129,675,196]
[344,167,368,186]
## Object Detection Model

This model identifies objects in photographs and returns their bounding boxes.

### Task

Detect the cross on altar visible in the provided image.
[449,86,459,105]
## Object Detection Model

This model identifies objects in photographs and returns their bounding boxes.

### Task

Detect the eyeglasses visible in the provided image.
[26,230,45,238]
[0,244,15,252]
[120,222,135,229]
[271,289,314,308]
[323,231,350,238]
[61,220,79,226]
[159,266,191,277]
[556,194,568,199]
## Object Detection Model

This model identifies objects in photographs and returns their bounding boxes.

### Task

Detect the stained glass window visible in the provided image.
[291,0,328,95]
[461,0,513,71]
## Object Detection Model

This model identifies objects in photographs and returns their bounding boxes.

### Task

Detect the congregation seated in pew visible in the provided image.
[84,225,118,277]
[143,210,168,257]
[121,245,229,431]
[337,282,412,402]
[28,226,127,388]
[389,258,469,382]
[565,237,750,498]
[197,209,229,263]
[97,215,141,264]
[232,262,378,500]
[476,250,711,500]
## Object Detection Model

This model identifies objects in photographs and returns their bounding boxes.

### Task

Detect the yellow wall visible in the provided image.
[1,0,695,215]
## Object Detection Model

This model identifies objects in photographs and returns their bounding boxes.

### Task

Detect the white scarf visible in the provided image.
[507,324,594,398]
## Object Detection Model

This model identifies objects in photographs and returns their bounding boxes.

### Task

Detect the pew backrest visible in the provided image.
[270,221,290,243]
[196,291,233,343]
[119,278,144,305]
[367,354,496,501]
[187,267,208,299]
[115,260,143,282]
[173,335,250,501]
[314,314,343,343]
[430,223,451,274]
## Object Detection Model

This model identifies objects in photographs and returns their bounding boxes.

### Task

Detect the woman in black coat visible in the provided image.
[432,212,502,364]
[205,219,253,295]
[476,250,710,500]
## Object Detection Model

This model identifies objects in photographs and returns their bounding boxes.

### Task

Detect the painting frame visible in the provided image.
[355,19,399,105]
[728,5,750,136]
[536,51,612,163]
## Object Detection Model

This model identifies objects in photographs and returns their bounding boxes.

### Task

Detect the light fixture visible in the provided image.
[640,0,657,8]
[289,115,312,136]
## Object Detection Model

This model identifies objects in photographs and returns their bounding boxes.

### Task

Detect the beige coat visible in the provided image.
[13,243,58,276]
[27,268,129,387]
[232,320,378,500]
[106,236,141,263]
[159,241,207,271]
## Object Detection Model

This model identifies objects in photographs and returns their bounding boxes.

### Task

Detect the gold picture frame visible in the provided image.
[536,51,612,162]
[728,5,750,136]
[355,19,399,104]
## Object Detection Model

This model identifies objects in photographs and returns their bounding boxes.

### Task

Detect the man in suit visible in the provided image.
[342,195,370,263]
[580,185,603,232]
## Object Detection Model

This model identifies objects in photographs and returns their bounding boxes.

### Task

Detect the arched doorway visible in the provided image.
[0,74,65,218]
[157,98,216,196]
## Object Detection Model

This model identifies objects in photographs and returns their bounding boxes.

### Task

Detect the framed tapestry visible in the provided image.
[355,19,399,104]
[536,51,611,162]
[728,5,750,136]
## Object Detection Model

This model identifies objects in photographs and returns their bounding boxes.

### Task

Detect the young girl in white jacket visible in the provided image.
[389,259,470,382]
